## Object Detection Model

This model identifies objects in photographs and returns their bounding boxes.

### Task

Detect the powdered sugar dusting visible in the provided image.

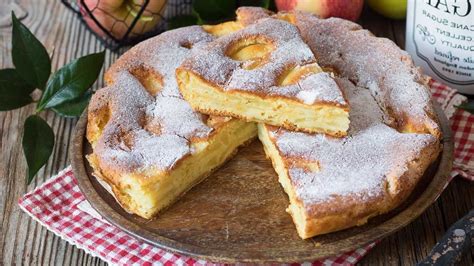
[296,72,346,105]
[98,130,190,173]
[181,18,347,106]
[91,26,218,174]
[146,96,212,139]
[294,12,439,134]
[270,78,437,206]
[236,6,273,26]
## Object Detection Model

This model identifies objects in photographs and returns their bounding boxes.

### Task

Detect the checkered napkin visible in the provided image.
[18,167,377,265]
[18,80,472,265]
[429,80,473,181]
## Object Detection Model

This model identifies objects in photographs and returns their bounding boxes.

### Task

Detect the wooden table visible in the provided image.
[0,1,472,265]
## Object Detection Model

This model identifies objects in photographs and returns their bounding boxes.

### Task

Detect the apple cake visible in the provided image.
[86,24,257,219]
[86,7,442,240]
[176,18,350,137]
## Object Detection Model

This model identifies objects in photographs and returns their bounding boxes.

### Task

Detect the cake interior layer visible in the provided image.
[90,119,257,219]
[257,123,311,238]
[177,71,349,136]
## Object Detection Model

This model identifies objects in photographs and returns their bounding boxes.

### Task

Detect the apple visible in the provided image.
[80,0,166,40]
[367,0,407,20]
[275,0,364,21]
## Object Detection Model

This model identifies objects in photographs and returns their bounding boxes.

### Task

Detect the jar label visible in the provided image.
[412,0,474,85]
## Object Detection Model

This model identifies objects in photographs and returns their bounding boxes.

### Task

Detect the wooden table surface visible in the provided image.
[0,1,472,265]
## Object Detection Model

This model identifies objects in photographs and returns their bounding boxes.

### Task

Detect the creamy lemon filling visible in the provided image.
[177,71,349,136]
[91,119,257,219]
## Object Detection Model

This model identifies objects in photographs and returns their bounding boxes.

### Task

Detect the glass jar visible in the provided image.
[405,0,474,94]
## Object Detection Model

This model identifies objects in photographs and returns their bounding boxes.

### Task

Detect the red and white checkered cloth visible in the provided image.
[429,80,473,181]
[19,167,378,265]
[18,80,473,265]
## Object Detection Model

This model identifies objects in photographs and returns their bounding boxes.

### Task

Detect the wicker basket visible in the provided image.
[62,0,193,50]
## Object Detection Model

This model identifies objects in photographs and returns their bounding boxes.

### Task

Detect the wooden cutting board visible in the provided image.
[71,105,453,263]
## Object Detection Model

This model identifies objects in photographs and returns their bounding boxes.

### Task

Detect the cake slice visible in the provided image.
[176,18,349,137]
[258,78,440,239]
[86,25,257,219]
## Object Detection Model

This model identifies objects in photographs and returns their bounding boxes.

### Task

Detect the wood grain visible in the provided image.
[0,2,472,265]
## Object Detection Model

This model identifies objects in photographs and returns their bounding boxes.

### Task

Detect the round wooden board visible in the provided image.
[72,105,453,263]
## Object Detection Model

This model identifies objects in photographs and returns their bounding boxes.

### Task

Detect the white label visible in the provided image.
[412,0,474,86]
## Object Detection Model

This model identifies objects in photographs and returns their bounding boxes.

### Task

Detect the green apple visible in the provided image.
[367,0,407,20]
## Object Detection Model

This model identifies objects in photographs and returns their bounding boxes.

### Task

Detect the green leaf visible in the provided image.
[261,0,271,8]
[51,90,91,117]
[37,51,105,111]
[192,9,205,25]
[238,0,270,8]
[192,0,236,22]
[11,12,51,90]
[456,101,474,114]
[22,115,54,184]
[0,68,35,111]
[168,15,199,29]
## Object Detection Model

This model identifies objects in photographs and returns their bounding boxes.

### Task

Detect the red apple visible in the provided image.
[80,0,166,40]
[275,0,364,21]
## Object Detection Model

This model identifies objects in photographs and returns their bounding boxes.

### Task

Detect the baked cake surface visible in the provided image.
[238,7,442,238]
[296,13,440,137]
[259,78,440,239]
[177,18,350,137]
[237,7,440,138]
[86,25,257,219]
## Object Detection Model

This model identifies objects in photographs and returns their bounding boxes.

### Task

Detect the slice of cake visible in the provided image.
[176,18,349,137]
[86,25,257,219]
[258,78,440,239]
